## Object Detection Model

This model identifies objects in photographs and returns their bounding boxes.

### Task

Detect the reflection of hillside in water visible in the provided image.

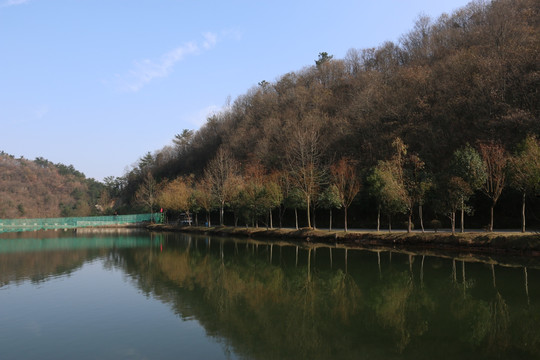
[118,233,540,360]
[0,230,153,286]
[2,231,539,359]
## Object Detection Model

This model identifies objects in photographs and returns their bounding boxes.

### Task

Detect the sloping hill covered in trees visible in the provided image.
[118,0,538,229]
[0,153,104,219]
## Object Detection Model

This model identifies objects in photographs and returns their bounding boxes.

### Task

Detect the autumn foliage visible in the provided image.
[120,0,538,231]
[0,153,103,219]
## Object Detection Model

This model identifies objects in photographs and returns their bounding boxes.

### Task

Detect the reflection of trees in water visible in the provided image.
[119,241,370,359]
[446,260,540,358]
[115,236,540,360]
[5,231,540,360]
[372,271,434,353]
[328,269,362,323]
[487,292,510,352]
[452,288,510,354]
[0,249,102,286]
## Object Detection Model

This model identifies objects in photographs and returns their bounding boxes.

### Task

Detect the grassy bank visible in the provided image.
[147,224,540,255]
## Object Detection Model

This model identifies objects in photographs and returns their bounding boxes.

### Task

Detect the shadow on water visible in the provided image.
[1,230,539,359]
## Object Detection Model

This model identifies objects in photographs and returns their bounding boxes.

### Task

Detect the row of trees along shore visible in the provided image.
[134,135,539,234]
[109,0,539,232]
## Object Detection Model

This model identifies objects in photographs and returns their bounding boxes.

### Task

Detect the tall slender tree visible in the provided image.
[478,141,509,232]
[193,178,215,227]
[284,188,306,230]
[263,176,283,229]
[204,147,240,226]
[134,171,158,221]
[285,115,326,228]
[449,145,487,232]
[509,135,540,232]
[368,160,407,232]
[318,185,341,231]
[330,157,361,232]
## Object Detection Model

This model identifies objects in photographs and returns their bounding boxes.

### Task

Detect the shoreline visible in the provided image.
[147,224,540,257]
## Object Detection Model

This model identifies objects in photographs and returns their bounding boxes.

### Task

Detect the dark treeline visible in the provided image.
[114,0,539,231]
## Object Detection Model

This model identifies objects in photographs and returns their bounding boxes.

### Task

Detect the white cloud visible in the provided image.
[202,32,217,50]
[0,0,30,8]
[120,42,198,92]
[116,32,219,93]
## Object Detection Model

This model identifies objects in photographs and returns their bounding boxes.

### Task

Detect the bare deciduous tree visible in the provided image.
[204,147,240,226]
[193,178,215,227]
[285,115,326,228]
[478,141,509,232]
[135,171,158,221]
[330,157,361,232]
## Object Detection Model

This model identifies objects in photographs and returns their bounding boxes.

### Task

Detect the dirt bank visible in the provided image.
[147,224,540,256]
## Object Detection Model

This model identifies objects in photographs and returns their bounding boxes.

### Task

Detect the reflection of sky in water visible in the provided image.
[0,259,237,360]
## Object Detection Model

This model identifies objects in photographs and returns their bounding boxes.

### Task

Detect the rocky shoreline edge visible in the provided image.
[147,224,540,257]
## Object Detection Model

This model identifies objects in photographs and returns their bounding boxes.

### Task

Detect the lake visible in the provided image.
[1,229,539,360]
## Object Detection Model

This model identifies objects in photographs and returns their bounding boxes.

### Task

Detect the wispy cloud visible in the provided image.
[187,104,221,129]
[116,32,219,93]
[0,0,30,8]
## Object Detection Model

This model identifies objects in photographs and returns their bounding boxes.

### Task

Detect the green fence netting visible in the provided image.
[0,213,162,233]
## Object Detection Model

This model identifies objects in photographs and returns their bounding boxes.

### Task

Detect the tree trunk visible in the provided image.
[419,205,424,233]
[295,208,298,230]
[522,191,526,233]
[195,213,198,227]
[306,196,311,228]
[220,203,224,226]
[269,208,273,229]
[344,206,348,232]
[460,195,465,233]
[312,206,317,230]
[207,211,211,227]
[329,208,332,231]
[451,211,456,235]
[388,215,392,233]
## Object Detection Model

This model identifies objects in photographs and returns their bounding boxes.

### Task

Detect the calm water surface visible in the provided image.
[0,229,539,360]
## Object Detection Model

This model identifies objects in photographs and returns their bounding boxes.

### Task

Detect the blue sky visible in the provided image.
[1,0,473,181]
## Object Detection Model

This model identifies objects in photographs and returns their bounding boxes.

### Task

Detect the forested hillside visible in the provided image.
[0,153,104,219]
[116,0,540,230]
